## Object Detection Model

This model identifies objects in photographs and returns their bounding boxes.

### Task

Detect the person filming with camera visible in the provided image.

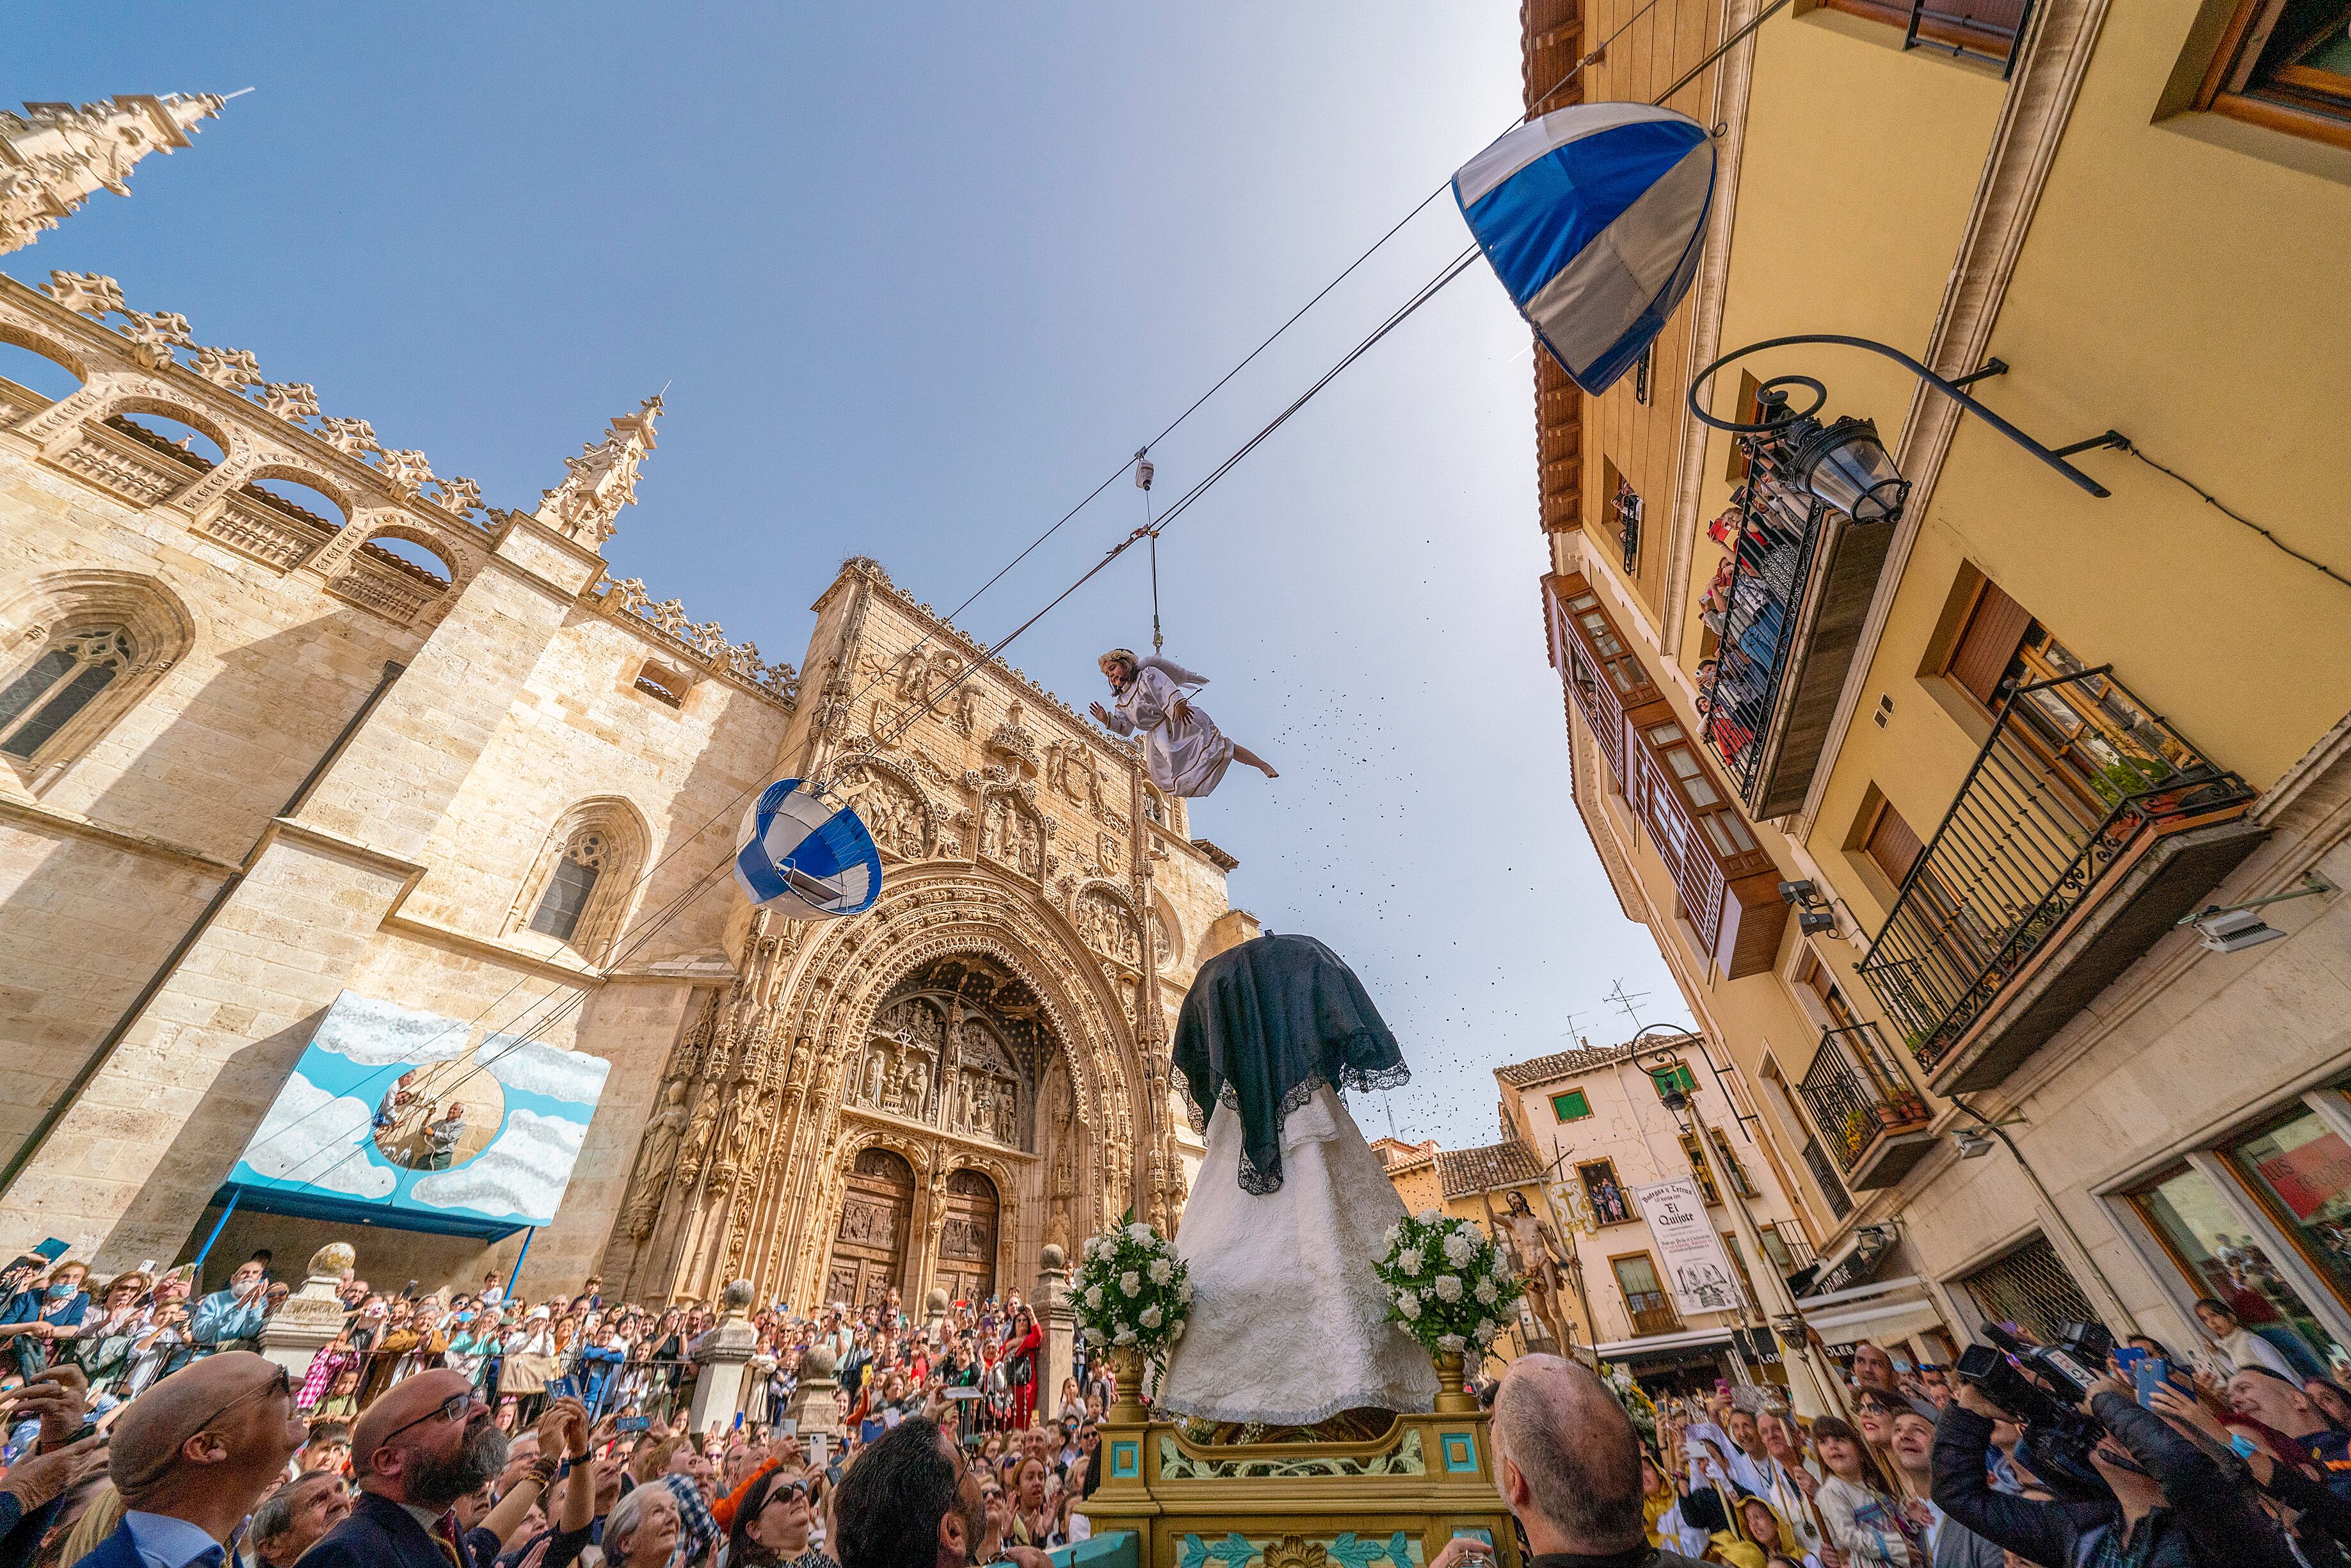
[1932,1329,2295,1568]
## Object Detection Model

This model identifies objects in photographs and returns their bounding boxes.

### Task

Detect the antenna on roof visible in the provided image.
[1604,978,1651,1033]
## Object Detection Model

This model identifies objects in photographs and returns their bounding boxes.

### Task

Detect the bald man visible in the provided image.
[72,1351,307,1568]
[300,1369,513,1568]
[1491,1354,1709,1568]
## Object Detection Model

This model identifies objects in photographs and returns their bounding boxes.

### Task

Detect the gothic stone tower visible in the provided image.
[603,560,1249,1308]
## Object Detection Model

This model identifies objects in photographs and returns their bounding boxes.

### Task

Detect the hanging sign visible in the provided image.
[1633,1175,1744,1317]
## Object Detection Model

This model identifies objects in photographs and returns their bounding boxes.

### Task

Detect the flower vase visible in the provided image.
[1432,1347,1477,1414]
[1110,1344,1147,1422]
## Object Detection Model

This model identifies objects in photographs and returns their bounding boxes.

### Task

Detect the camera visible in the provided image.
[1955,1321,2117,1501]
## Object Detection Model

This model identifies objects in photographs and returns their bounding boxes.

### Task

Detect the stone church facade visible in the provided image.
[0,109,1241,1303]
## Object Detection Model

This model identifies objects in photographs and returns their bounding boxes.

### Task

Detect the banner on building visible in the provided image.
[1633,1175,1744,1317]
[1545,1178,1597,1238]
[222,990,611,1238]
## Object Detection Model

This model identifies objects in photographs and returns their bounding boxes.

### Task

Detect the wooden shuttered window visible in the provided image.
[1945,579,2035,709]
[1865,799,1927,887]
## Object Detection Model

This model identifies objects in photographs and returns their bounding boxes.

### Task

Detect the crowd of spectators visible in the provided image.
[2,1237,2336,1568]
[0,1246,1110,1568]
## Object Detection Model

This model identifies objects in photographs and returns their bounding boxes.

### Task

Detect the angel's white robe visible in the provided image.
[1099,660,1235,798]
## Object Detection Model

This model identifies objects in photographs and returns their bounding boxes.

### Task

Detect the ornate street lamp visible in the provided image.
[1687,333,2127,516]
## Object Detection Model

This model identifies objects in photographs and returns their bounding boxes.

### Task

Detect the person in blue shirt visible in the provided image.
[0,1261,90,1379]
[188,1261,271,1357]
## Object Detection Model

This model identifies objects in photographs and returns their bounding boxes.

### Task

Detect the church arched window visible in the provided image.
[513,799,650,961]
[529,829,609,941]
[0,624,133,761]
[0,573,193,785]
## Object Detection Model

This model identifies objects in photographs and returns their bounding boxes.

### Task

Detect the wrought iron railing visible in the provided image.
[1902,0,2035,78]
[1798,1023,1932,1174]
[1858,661,2254,1073]
[1801,1136,1855,1220]
[1697,460,1822,799]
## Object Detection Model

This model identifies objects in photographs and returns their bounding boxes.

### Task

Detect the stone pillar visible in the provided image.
[259,1242,354,1382]
[780,1344,844,1464]
[1036,1243,1074,1422]
[923,1286,949,1344]
[686,1279,757,1433]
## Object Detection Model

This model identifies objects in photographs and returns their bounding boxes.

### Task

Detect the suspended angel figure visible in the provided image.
[1088,649,1276,798]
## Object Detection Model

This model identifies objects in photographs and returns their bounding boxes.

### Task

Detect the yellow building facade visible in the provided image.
[1534,0,2351,1377]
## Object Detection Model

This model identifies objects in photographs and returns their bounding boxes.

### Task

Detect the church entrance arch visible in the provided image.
[935,1168,999,1305]
[828,1147,913,1309]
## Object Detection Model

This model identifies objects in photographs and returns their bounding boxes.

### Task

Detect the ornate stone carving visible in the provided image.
[832,756,932,862]
[40,269,124,317]
[598,575,799,705]
[1072,884,1141,968]
[254,381,318,422]
[979,789,1045,880]
[1,95,226,255]
[187,344,260,390]
[315,416,378,456]
[534,394,661,545]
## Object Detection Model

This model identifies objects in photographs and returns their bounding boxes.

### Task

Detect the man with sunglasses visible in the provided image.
[300,1370,515,1568]
[72,1351,307,1568]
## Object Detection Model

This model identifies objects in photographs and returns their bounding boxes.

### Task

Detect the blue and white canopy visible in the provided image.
[734,778,881,920]
[1454,103,1717,396]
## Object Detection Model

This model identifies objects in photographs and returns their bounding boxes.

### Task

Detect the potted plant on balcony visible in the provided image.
[1839,1106,1875,1160]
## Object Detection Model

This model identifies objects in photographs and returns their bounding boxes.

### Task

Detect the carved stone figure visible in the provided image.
[622,1078,691,1239]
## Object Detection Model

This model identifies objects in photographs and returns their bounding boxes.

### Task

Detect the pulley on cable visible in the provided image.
[1135,449,1164,654]
[734,778,883,920]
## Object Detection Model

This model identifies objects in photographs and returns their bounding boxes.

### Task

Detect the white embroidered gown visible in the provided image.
[1100,662,1235,799]
[1153,1084,1438,1425]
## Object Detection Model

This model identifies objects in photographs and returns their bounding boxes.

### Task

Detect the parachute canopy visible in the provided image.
[734,778,881,920]
[1454,102,1717,396]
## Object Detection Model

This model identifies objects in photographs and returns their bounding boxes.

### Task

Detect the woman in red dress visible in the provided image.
[1003,1303,1044,1429]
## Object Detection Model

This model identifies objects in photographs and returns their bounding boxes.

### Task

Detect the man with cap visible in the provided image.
[69,1350,308,1568]
[298,1368,515,1568]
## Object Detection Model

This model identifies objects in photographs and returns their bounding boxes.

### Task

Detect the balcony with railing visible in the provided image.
[1798,1023,1936,1190]
[1857,659,2262,1092]
[1545,572,1790,978]
[1696,431,1900,819]
[1801,1136,1855,1220]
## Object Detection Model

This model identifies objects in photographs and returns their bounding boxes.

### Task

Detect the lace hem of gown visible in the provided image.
[1199,1053,1415,1196]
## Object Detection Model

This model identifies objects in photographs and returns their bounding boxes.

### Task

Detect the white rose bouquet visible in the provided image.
[1376,1209,1523,1362]
[1073,1208,1192,1356]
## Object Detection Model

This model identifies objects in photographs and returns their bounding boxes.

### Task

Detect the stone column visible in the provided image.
[1036,1243,1074,1421]
[259,1242,355,1382]
[685,1279,757,1433]
[923,1286,949,1344]
[780,1344,844,1466]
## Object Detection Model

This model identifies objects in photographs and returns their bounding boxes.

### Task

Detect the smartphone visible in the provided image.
[547,1375,577,1404]
[732,1411,744,1432]
[616,1415,650,1434]
[2135,1357,2170,1409]
[2110,1346,2145,1373]
[31,1240,66,1263]
[775,1418,798,1436]
[806,1434,826,1468]
[1450,1530,1495,1549]
[942,1387,983,1402]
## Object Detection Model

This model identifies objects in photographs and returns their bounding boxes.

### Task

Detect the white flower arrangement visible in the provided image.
[1376,1209,1525,1363]
[1072,1208,1191,1357]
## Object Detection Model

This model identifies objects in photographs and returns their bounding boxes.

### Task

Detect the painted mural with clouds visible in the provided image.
[227,991,611,1231]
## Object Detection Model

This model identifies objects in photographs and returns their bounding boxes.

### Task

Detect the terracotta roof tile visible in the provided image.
[1434,1139,1547,1199]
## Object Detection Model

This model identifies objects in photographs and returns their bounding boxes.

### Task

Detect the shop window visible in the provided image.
[2224,1112,2351,1343]
[1552,1089,1593,1123]
[2193,0,2351,149]
[2130,1158,2344,1377]
[1958,1233,2099,1343]
[1579,1159,1635,1226]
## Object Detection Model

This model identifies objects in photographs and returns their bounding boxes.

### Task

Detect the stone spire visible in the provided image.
[533,394,663,548]
[0,93,227,255]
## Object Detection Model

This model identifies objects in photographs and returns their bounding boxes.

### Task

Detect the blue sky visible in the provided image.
[6,4,1692,1146]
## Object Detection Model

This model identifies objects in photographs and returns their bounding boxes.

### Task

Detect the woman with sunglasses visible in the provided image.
[726,1466,837,1568]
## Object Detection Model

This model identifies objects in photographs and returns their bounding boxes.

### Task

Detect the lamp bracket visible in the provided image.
[1946,356,2009,388]
[2051,429,2130,459]
[2176,871,2336,927]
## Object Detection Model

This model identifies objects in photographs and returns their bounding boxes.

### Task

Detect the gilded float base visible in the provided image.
[1080,1408,1521,1568]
